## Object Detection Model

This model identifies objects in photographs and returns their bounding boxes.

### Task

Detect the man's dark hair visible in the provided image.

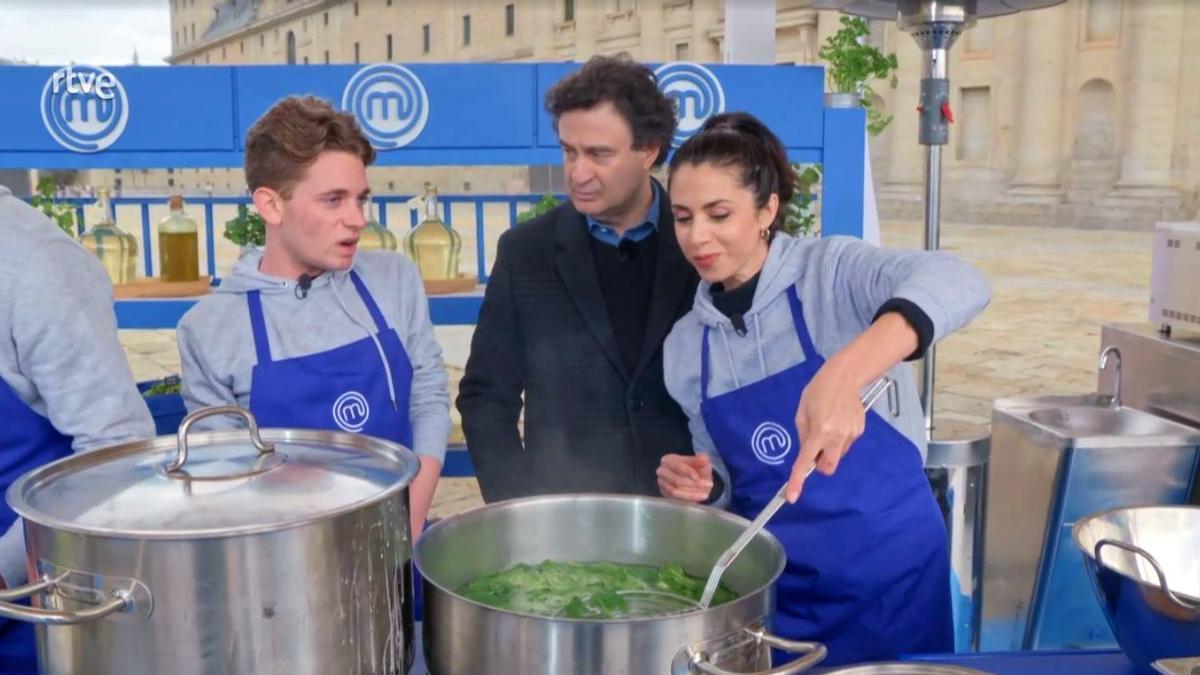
[545,55,677,167]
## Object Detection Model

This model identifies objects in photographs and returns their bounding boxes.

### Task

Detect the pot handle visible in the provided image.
[0,576,130,625]
[689,628,827,675]
[1095,538,1200,612]
[168,405,275,473]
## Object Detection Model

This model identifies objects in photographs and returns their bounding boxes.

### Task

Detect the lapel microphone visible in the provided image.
[295,274,313,299]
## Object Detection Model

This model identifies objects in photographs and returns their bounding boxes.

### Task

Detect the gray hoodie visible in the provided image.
[177,249,450,463]
[663,232,991,503]
[0,185,155,586]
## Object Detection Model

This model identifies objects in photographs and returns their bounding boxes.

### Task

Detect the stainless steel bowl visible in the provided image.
[1074,505,1200,671]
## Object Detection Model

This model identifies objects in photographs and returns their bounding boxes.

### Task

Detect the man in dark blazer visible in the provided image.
[457,56,701,502]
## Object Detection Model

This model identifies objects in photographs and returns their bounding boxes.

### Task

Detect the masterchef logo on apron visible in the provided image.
[750,421,792,466]
[333,391,370,433]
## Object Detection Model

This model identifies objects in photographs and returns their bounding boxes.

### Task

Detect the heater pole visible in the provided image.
[911,17,959,437]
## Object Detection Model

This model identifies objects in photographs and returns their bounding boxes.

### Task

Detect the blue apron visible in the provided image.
[0,378,75,675]
[246,270,414,447]
[699,287,953,666]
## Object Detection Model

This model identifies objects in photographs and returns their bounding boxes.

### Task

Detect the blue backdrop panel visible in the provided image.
[820,106,867,238]
[233,64,537,153]
[534,62,824,153]
[0,62,843,170]
[0,66,236,154]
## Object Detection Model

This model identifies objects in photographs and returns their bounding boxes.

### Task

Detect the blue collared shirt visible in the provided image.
[585,182,661,247]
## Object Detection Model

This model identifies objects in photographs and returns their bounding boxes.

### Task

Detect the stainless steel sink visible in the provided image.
[1027,405,1191,438]
[1001,394,1200,447]
[983,393,1200,652]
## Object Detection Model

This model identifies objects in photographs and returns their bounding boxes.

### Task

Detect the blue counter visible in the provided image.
[904,649,1139,674]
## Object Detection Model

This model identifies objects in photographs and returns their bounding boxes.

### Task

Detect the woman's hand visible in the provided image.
[657,453,714,503]
[785,312,919,503]
[787,365,868,503]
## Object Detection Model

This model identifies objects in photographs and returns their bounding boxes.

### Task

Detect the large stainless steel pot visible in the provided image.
[415,494,826,675]
[1,406,420,675]
[1074,505,1200,672]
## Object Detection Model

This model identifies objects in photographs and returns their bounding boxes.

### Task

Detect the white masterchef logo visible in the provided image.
[332,391,370,433]
[751,421,792,466]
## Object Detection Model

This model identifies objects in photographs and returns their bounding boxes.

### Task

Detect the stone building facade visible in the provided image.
[122,0,1199,229]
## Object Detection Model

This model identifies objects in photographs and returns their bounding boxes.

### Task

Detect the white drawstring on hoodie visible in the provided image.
[329,271,399,412]
[715,312,772,390]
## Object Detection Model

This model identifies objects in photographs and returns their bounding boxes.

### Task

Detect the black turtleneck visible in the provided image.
[710,272,760,337]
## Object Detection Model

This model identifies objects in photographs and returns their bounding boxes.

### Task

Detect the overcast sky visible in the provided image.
[0,0,172,66]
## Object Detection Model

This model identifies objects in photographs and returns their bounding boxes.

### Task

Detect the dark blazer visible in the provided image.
[457,185,699,502]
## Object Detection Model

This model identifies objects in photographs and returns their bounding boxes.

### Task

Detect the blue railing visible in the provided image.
[53,192,563,327]
[59,193,559,284]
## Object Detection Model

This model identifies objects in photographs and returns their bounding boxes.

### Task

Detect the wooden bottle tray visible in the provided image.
[113,276,213,299]
[423,274,477,296]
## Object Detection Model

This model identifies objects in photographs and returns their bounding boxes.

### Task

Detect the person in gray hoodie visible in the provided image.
[0,184,155,673]
[657,113,991,666]
[177,96,450,538]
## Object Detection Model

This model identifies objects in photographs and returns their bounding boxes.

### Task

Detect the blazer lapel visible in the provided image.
[634,183,698,379]
[553,206,629,379]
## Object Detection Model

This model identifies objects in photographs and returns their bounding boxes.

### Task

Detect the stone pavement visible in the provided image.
[118,220,1157,519]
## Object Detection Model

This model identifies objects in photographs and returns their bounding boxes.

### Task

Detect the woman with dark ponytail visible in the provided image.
[658,112,990,665]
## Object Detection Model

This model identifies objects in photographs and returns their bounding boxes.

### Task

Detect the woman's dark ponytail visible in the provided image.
[668,112,797,232]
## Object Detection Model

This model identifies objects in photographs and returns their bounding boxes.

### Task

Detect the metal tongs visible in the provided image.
[697,377,899,608]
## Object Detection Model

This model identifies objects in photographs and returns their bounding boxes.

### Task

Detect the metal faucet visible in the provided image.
[1099,346,1122,408]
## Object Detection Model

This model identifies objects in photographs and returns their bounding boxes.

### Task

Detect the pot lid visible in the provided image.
[7,406,419,539]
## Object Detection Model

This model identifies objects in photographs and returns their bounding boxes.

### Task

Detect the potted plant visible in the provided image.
[28,176,77,238]
[819,15,899,135]
[516,194,563,223]
[223,203,266,257]
[780,17,899,239]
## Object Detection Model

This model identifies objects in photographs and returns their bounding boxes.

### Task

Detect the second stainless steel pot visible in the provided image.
[416,493,826,675]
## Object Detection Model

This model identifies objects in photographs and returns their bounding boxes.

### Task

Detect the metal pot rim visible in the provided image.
[414,493,787,624]
[7,428,420,540]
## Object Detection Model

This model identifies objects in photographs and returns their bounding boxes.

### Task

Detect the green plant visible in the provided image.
[28,177,77,238]
[516,194,563,223]
[141,375,182,397]
[783,18,899,237]
[818,16,899,136]
[781,165,823,238]
[223,204,266,247]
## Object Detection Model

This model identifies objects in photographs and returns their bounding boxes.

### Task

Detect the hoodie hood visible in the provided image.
[215,248,350,295]
[690,232,807,330]
[685,233,813,386]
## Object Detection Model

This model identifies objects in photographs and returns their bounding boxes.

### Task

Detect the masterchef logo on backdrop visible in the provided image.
[653,62,726,147]
[342,64,430,150]
[751,421,792,466]
[40,65,129,153]
[333,391,370,433]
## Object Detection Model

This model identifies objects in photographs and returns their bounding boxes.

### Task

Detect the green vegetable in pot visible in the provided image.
[458,560,737,619]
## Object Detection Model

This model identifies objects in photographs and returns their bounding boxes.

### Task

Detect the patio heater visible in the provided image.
[810,0,1067,651]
